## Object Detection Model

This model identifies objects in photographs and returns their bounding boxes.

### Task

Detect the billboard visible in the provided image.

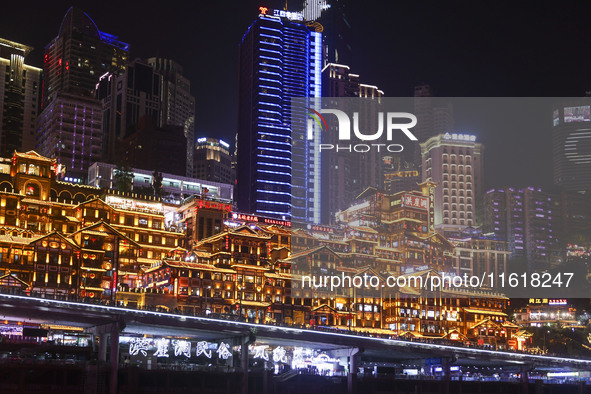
[564,106,590,123]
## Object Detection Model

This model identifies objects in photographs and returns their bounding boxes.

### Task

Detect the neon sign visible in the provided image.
[443,133,476,142]
[259,6,303,20]
[307,224,334,233]
[528,298,567,305]
[402,194,428,210]
[106,196,163,214]
[232,213,291,227]
[195,199,232,213]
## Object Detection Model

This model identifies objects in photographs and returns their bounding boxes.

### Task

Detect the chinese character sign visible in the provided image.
[253,345,269,361]
[153,338,170,358]
[272,346,287,363]
[401,194,428,210]
[196,341,213,358]
[129,338,151,357]
[173,340,192,358]
[217,342,232,360]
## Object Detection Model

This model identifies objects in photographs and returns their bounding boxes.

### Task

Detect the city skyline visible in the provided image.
[0,3,590,392]
[3,1,591,190]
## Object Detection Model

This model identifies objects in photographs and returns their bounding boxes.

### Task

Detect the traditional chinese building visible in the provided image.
[134,224,295,323]
[379,269,516,347]
[448,230,510,281]
[75,193,185,269]
[514,298,579,328]
[0,151,100,234]
[336,183,454,274]
[0,221,139,300]
[174,195,233,249]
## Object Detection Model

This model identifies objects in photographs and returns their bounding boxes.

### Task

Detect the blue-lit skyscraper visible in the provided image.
[237,8,322,222]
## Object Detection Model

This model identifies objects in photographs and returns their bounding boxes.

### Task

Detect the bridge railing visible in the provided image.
[0,286,574,360]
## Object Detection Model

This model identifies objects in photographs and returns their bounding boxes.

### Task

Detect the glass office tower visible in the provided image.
[237,9,322,222]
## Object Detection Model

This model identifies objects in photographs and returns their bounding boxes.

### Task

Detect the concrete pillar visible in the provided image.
[441,358,451,394]
[109,326,120,394]
[347,348,361,394]
[263,368,271,394]
[521,365,529,394]
[326,347,362,394]
[98,333,108,362]
[241,341,249,394]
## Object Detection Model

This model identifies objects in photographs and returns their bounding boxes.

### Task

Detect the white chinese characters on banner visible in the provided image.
[272,346,287,363]
[153,338,170,357]
[173,340,192,358]
[253,345,269,361]
[217,342,232,360]
[195,341,212,358]
[129,338,151,357]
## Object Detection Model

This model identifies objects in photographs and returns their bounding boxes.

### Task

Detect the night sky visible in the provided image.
[3,1,591,189]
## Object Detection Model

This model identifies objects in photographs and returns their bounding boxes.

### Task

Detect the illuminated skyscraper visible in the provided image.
[552,100,591,193]
[37,92,102,180]
[302,0,352,66]
[421,133,483,233]
[194,138,234,185]
[0,39,42,154]
[237,8,322,221]
[37,7,128,180]
[42,7,128,107]
[321,63,383,224]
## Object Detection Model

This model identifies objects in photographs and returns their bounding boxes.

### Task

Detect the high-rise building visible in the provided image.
[42,7,128,108]
[552,189,591,247]
[357,82,385,198]
[320,63,384,223]
[96,59,162,163]
[194,138,234,184]
[484,187,556,271]
[411,84,454,170]
[119,117,186,177]
[0,39,42,154]
[37,92,102,180]
[421,133,484,233]
[552,100,591,193]
[237,8,322,221]
[147,58,196,177]
[37,7,128,180]
[302,0,352,66]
